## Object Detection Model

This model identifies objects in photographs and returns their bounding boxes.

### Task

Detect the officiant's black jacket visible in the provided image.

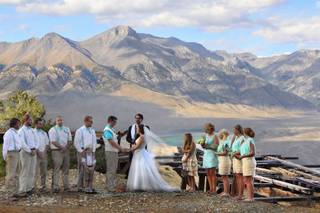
[126,124,150,145]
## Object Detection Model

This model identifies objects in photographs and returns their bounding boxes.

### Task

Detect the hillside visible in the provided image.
[0,25,315,112]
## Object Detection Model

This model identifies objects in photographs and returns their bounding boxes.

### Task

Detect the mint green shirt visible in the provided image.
[231,135,245,153]
[240,137,255,156]
[217,136,231,153]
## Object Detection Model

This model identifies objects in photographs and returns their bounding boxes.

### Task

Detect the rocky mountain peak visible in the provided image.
[91,25,139,42]
[42,32,65,40]
[108,25,138,37]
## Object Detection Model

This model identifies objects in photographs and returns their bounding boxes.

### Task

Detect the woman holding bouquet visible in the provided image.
[201,123,219,194]
[217,129,232,197]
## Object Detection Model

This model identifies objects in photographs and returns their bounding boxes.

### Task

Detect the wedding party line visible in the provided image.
[2,113,256,202]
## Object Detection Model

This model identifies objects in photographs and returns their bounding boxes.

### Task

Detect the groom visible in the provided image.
[125,113,149,177]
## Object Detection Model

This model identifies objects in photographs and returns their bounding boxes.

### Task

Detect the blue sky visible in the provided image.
[0,0,320,56]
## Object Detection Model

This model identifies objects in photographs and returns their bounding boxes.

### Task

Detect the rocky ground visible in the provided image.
[0,169,319,213]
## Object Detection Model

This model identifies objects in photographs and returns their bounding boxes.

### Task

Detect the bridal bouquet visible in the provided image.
[197,135,206,146]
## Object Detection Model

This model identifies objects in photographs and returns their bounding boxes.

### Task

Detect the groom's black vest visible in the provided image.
[126,124,150,146]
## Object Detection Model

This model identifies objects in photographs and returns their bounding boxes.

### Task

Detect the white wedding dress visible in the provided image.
[126,128,178,192]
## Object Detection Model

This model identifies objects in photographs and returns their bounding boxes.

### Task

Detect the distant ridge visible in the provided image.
[0,25,317,110]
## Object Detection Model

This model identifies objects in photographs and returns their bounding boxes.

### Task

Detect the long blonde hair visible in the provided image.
[219,129,229,141]
[183,133,193,152]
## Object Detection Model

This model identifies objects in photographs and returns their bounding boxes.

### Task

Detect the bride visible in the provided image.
[126,124,178,192]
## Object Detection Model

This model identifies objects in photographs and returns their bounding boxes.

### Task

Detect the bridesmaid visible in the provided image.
[182,133,198,192]
[240,128,256,202]
[217,129,231,197]
[230,124,245,200]
[202,123,219,194]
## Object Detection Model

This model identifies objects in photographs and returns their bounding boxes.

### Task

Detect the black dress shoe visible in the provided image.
[14,192,28,198]
[52,189,60,193]
[64,188,71,193]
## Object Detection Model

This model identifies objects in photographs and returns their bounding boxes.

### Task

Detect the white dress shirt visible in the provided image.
[2,128,22,160]
[74,125,97,153]
[48,125,72,149]
[18,125,37,153]
[34,128,49,152]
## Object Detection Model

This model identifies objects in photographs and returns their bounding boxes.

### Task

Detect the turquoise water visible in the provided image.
[161,132,203,147]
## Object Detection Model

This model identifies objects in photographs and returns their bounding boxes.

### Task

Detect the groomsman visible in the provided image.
[103,116,124,192]
[74,115,97,192]
[34,118,49,191]
[2,118,22,196]
[18,114,37,196]
[49,116,72,193]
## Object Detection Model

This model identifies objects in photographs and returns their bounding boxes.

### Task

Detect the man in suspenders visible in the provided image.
[34,118,50,192]
[18,114,38,197]
[48,116,72,193]
[2,118,22,197]
[74,115,97,192]
[103,116,125,192]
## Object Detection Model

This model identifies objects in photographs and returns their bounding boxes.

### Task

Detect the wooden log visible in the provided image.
[295,177,320,191]
[198,173,206,191]
[303,165,320,168]
[256,160,282,168]
[267,156,320,176]
[270,167,298,177]
[256,187,298,197]
[256,155,299,160]
[289,169,320,182]
[256,167,282,175]
[254,175,311,194]
[254,183,274,188]
[254,196,320,203]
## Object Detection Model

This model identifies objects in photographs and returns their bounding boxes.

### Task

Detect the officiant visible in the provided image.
[125,113,149,177]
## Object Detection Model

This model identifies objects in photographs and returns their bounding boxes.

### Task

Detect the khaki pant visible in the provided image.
[19,150,37,193]
[36,153,48,189]
[52,150,70,190]
[5,151,20,194]
[77,153,88,190]
[105,151,119,191]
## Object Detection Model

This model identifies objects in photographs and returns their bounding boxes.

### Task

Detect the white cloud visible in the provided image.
[0,0,27,4]
[0,0,283,31]
[254,16,320,43]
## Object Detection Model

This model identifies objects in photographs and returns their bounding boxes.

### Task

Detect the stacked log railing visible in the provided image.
[155,149,320,203]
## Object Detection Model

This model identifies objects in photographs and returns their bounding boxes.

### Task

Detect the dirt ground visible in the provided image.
[0,169,319,213]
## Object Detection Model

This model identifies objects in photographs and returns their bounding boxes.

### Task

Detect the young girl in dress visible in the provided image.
[182,133,198,192]
[240,128,256,202]
[217,129,231,197]
[230,124,245,199]
[201,123,219,194]
[81,148,96,193]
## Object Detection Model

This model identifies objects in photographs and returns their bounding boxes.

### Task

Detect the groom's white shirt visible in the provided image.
[130,123,137,142]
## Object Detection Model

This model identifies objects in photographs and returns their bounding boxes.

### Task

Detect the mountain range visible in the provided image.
[0,25,319,121]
